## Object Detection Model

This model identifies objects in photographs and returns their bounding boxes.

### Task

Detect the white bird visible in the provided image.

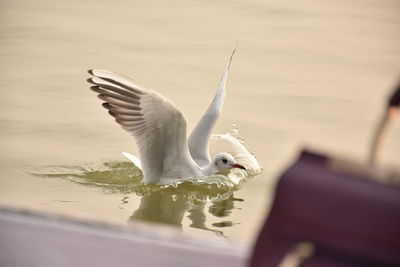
[88,47,252,185]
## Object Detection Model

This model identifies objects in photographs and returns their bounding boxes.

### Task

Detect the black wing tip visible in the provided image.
[102,103,112,109]
[87,78,95,84]
[108,110,117,118]
[90,85,101,93]
[87,69,94,75]
[97,94,108,101]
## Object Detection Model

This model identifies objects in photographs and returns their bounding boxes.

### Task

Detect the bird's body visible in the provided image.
[88,47,257,185]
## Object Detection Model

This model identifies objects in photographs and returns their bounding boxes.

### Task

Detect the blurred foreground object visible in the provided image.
[0,206,248,267]
[250,83,400,266]
[369,83,400,166]
[250,150,400,267]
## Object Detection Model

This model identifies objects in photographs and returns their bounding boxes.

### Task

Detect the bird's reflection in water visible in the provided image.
[129,190,189,228]
[128,188,242,236]
[209,196,243,217]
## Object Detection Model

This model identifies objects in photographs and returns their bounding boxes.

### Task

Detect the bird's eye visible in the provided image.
[222,158,228,164]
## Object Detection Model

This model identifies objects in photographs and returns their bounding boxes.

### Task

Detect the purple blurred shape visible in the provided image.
[388,82,400,108]
[249,150,400,267]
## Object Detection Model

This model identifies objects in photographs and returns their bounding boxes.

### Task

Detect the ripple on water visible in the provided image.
[30,160,255,203]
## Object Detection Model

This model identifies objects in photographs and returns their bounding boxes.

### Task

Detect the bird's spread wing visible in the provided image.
[188,46,236,167]
[122,152,142,170]
[88,70,196,184]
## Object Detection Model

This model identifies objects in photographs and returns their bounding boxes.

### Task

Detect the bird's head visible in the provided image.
[214,153,246,172]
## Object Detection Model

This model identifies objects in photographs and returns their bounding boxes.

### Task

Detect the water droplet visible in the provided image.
[230,123,240,136]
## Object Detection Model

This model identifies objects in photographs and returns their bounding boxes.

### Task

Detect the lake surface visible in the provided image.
[0,0,399,243]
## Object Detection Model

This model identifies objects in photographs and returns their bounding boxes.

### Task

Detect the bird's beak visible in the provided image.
[232,163,246,170]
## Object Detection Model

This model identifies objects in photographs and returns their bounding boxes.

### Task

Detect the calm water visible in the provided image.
[0,0,399,243]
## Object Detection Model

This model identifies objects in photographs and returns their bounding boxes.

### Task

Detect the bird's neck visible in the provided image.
[201,163,218,176]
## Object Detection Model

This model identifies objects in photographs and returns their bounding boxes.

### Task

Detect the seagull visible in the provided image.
[88,47,248,185]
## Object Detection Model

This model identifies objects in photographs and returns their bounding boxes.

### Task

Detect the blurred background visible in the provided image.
[0,0,399,244]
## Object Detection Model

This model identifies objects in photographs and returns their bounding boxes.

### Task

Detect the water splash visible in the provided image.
[30,160,252,203]
[31,161,143,194]
[29,160,257,236]
[229,123,240,137]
